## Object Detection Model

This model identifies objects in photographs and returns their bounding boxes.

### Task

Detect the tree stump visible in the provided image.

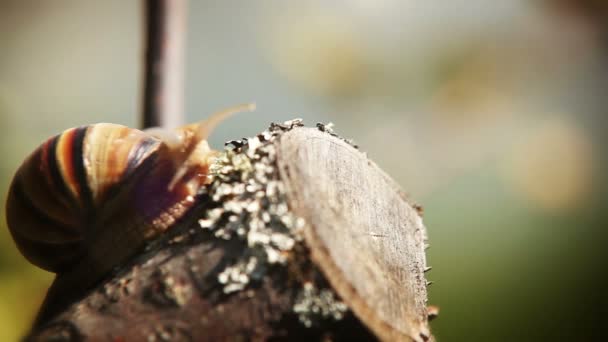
[26,120,433,342]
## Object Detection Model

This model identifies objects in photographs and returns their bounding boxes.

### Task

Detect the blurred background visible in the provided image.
[1,0,607,340]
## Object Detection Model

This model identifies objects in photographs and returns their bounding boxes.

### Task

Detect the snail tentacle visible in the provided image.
[5,105,253,281]
[194,102,256,141]
[166,103,256,192]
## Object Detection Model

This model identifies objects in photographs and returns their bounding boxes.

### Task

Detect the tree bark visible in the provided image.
[27,123,433,342]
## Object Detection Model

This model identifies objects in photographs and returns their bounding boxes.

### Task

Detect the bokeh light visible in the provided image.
[1,1,607,340]
[504,119,594,212]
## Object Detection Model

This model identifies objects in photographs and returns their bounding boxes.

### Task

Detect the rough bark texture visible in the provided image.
[26,124,432,342]
[30,232,375,341]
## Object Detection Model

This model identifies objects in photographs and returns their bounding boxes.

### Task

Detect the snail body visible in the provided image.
[6,104,255,277]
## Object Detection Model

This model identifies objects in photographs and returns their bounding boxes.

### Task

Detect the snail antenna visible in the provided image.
[168,103,256,192]
[195,103,256,141]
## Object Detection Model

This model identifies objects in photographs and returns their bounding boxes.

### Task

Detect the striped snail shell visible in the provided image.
[5,104,255,276]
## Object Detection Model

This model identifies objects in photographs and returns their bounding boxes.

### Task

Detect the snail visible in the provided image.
[5,104,255,280]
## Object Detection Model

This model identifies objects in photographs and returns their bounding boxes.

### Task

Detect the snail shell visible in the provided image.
[5,104,255,276]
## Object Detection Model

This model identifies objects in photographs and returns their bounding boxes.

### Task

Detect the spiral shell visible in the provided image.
[5,104,255,275]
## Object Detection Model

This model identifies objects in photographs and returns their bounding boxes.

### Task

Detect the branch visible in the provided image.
[27,123,433,342]
[141,0,187,129]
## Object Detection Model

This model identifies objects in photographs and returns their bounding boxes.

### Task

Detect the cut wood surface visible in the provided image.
[277,128,431,342]
[26,124,432,342]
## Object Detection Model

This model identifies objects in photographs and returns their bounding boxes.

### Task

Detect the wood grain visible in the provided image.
[277,128,431,342]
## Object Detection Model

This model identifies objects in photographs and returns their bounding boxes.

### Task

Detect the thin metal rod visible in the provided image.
[142,0,187,129]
